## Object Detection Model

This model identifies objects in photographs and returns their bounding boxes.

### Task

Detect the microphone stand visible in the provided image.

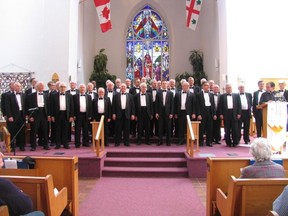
[10,109,36,156]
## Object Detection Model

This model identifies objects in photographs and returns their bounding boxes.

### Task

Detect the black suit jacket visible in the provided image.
[219,93,241,120]
[174,91,196,116]
[50,92,74,120]
[196,91,216,117]
[25,87,35,96]
[134,92,153,118]
[129,86,140,95]
[27,92,49,117]
[155,90,174,117]
[73,94,92,120]
[92,96,111,120]
[278,90,288,102]
[252,90,264,113]
[189,85,201,94]
[1,91,12,117]
[240,93,252,116]
[66,89,79,95]
[112,92,135,120]
[5,92,26,119]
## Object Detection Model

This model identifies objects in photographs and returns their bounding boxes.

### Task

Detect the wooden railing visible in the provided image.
[91,115,105,157]
[2,126,11,153]
[186,116,200,157]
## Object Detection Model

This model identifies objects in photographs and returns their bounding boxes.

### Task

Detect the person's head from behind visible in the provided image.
[250,138,272,162]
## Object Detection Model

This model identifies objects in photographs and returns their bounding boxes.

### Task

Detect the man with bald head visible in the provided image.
[27,81,50,151]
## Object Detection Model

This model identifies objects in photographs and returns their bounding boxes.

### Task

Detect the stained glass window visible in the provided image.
[126,5,169,81]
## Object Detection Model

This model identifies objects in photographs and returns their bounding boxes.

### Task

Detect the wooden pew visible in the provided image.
[267,211,279,216]
[206,157,288,216]
[216,176,288,216]
[0,156,79,216]
[0,174,68,216]
[0,205,9,216]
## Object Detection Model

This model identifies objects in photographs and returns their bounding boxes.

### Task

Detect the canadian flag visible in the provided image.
[93,0,112,33]
[186,0,202,31]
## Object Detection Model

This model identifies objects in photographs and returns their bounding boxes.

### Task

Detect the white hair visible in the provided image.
[250,138,272,162]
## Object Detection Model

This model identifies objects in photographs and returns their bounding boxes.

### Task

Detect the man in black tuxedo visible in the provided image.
[50,82,74,149]
[150,79,158,137]
[66,81,79,142]
[92,87,111,146]
[196,81,216,147]
[278,80,288,101]
[5,82,26,151]
[73,84,92,148]
[129,78,140,136]
[174,81,196,145]
[112,83,135,146]
[252,80,265,137]
[27,81,50,151]
[87,82,98,141]
[155,80,174,146]
[238,84,252,144]
[169,79,178,138]
[1,82,14,120]
[114,78,122,93]
[188,77,200,94]
[212,84,221,144]
[105,81,116,137]
[219,83,241,147]
[135,83,153,145]
[24,78,37,96]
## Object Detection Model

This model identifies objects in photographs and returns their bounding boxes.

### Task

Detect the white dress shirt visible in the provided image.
[227,94,233,109]
[98,98,104,114]
[15,92,22,111]
[80,95,87,112]
[240,93,248,110]
[121,93,126,110]
[59,94,66,111]
[181,91,187,110]
[140,93,147,107]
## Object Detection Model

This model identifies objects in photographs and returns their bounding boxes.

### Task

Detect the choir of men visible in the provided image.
[1,77,287,151]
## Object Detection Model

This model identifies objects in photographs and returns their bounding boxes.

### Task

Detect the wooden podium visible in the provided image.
[258,102,287,151]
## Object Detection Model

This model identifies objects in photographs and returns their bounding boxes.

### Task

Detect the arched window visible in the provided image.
[126,5,169,81]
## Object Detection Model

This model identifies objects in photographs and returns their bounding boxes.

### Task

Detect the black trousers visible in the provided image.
[223,109,239,146]
[199,107,213,145]
[177,110,188,143]
[115,111,130,144]
[212,116,221,142]
[158,107,171,142]
[254,109,262,137]
[137,107,150,142]
[7,112,26,149]
[30,108,48,148]
[75,112,89,146]
[238,110,250,143]
[55,111,69,147]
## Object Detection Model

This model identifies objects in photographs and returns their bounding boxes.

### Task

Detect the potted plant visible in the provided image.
[90,49,116,88]
[189,49,208,86]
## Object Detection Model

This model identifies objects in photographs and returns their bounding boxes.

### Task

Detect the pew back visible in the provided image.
[0,205,9,216]
[207,157,288,216]
[0,174,68,216]
[216,176,288,216]
[0,156,78,216]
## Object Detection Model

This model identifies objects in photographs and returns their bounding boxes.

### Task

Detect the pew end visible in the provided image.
[0,205,9,216]
[267,210,279,216]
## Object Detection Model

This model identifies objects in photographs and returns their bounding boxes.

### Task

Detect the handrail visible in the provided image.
[2,126,11,153]
[186,115,200,157]
[93,115,105,157]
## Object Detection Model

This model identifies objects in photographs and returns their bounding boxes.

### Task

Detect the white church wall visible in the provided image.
[0,0,76,86]
[82,0,219,83]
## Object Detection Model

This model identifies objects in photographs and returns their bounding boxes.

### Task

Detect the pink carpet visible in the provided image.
[79,177,205,216]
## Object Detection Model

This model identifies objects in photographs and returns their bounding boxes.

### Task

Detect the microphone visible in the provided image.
[28,107,38,112]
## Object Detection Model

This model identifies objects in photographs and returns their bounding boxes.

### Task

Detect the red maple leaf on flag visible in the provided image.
[102,6,110,20]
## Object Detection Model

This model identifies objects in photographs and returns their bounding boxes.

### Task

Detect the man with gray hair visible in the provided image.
[239,138,285,178]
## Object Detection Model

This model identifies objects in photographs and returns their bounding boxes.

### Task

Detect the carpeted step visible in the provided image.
[102,167,188,178]
[104,157,187,168]
[106,151,185,158]
[108,137,179,144]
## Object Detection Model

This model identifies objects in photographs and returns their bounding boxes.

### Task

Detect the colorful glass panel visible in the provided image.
[126,4,169,81]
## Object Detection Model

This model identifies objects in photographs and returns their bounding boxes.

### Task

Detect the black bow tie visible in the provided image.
[141,94,146,96]
[189,87,194,89]
[16,92,21,95]
[279,90,284,92]
[204,91,209,93]
[170,88,175,90]
[121,93,126,95]
[80,94,85,96]
[227,94,232,96]
[182,92,187,94]
[38,93,43,95]
[60,93,65,96]
[152,89,157,91]
[98,98,103,100]
[240,93,244,95]
[88,92,93,94]
[71,90,75,92]
[108,91,113,93]
[214,94,218,96]
[162,90,167,92]
[135,87,139,89]
[259,90,263,92]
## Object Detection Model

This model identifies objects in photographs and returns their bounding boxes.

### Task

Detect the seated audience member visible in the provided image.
[273,185,288,216]
[239,138,285,178]
[0,152,44,216]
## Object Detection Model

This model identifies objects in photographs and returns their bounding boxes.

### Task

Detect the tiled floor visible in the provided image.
[78,177,207,207]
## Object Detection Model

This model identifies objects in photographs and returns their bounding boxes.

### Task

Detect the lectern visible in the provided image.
[258,102,287,151]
